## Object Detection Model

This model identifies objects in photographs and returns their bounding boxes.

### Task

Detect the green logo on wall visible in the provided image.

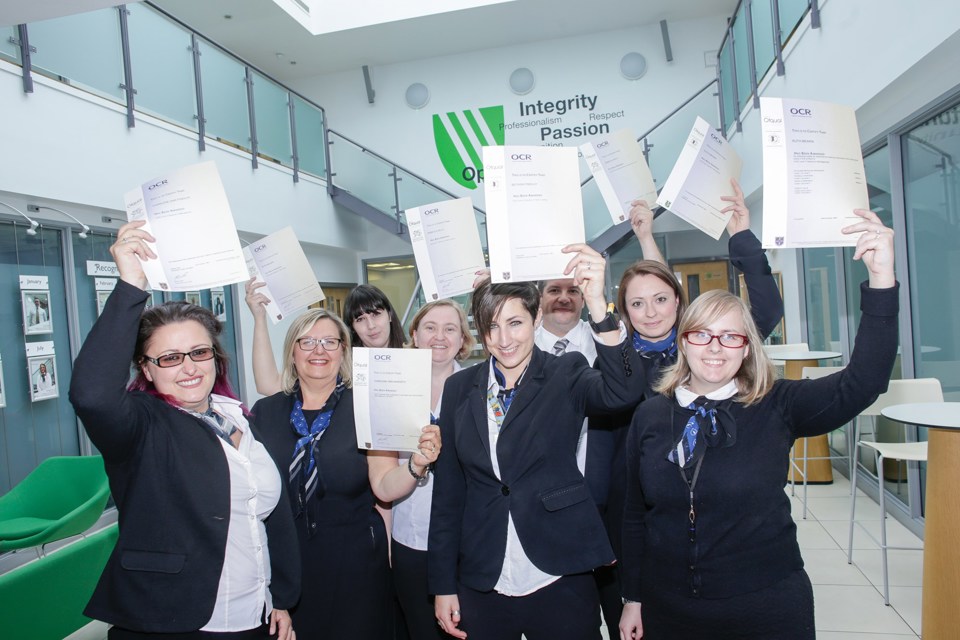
[433,106,505,190]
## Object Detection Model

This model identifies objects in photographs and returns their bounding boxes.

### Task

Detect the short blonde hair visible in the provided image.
[654,290,775,406]
[404,299,475,361]
[281,309,353,395]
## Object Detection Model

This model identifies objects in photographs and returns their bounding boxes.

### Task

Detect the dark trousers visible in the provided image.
[641,569,816,640]
[458,573,601,640]
[392,540,445,640]
[109,623,274,639]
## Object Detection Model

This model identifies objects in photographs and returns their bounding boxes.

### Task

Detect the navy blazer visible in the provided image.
[428,341,643,595]
[70,281,300,633]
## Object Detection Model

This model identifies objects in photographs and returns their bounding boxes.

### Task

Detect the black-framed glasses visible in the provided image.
[296,337,343,352]
[141,347,217,368]
[682,331,749,349]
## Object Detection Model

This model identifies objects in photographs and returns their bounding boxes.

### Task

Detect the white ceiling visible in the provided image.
[148,0,735,81]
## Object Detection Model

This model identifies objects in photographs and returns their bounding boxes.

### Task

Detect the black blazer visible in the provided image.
[427,342,644,595]
[69,281,300,633]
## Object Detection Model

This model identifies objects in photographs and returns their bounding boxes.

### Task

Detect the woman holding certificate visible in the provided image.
[589,184,783,606]
[250,308,440,639]
[429,246,643,640]
[618,210,897,639]
[70,220,298,639]
[392,299,475,639]
[244,281,407,395]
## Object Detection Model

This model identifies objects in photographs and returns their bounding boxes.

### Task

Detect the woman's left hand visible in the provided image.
[720,178,750,236]
[270,608,295,640]
[561,243,608,320]
[841,209,896,289]
[412,424,441,469]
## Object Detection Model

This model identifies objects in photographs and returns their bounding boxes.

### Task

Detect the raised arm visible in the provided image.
[244,277,283,395]
[69,221,155,461]
[784,210,898,437]
[629,200,666,265]
[722,178,784,339]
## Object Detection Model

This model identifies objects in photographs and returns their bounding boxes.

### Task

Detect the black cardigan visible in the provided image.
[621,283,899,601]
[69,280,300,633]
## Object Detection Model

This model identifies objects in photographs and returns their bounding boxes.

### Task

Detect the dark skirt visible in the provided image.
[641,570,815,640]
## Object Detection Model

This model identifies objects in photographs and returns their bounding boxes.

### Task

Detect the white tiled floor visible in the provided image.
[68,475,924,639]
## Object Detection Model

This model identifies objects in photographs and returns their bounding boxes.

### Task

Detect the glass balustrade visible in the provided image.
[329,133,400,220]
[778,0,811,45]
[719,40,737,134]
[751,0,777,84]
[1,26,19,63]
[732,2,752,113]
[27,8,125,104]
[126,3,198,131]
[197,40,251,151]
[292,95,327,178]
[252,71,293,167]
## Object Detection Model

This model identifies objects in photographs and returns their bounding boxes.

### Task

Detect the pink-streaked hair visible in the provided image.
[127,300,248,414]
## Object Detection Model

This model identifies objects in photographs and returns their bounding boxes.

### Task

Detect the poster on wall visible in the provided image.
[580,128,658,225]
[0,355,6,408]
[211,288,226,321]
[123,161,248,292]
[95,277,118,317]
[26,342,58,402]
[406,197,487,300]
[656,116,743,240]
[484,145,584,283]
[21,275,53,335]
[185,291,202,307]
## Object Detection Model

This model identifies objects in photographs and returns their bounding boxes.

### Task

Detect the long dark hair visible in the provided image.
[128,301,241,406]
[343,284,406,348]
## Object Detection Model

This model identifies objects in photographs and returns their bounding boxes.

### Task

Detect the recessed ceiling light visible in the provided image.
[224,14,232,19]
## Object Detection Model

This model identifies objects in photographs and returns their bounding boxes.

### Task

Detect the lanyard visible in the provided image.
[673,403,705,539]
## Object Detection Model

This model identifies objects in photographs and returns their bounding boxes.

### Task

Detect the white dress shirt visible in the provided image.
[201,395,283,632]
[486,360,560,597]
[393,362,463,551]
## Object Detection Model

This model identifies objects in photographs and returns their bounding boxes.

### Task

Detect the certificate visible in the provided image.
[352,347,432,453]
[123,161,248,291]
[242,226,324,324]
[407,197,486,301]
[581,128,658,224]
[484,145,584,283]
[656,116,743,240]
[760,97,868,248]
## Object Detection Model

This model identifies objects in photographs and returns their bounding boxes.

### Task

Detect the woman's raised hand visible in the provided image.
[110,220,156,290]
[841,209,896,289]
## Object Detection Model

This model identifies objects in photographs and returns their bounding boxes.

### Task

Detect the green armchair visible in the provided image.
[0,455,110,553]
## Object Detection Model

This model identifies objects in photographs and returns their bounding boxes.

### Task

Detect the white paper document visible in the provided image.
[352,348,432,453]
[656,117,743,240]
[242,227,324,324]
[407,198,486,301]
[581,128,658,225]
[123,161,248,291]
[760,97,868,248]
[484,145,585,283]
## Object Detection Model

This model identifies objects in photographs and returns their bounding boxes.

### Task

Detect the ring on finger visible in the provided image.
[452,610,460,616]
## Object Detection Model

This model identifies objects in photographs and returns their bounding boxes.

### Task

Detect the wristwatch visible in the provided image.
[589,311,618,333]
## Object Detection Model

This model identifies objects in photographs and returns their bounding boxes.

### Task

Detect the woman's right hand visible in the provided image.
[841,209,896,289]
[435,594,466,639]
[110,220,156,290]
[619,601,643,640]
[244,276,271,320]
[629,200,655,242]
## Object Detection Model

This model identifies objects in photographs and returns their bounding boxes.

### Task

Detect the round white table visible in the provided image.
[880,402,960,638]
[770,350,843,483]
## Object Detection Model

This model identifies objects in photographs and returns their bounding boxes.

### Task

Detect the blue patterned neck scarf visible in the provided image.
[289,377,345,531]
[633,327,678,361]
[667,397,736,469]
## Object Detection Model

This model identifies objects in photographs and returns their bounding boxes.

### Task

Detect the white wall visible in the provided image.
[295,14,728,204]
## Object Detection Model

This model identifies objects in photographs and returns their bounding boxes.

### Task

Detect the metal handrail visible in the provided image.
[579,79,718,188]
[328,128,486,217]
